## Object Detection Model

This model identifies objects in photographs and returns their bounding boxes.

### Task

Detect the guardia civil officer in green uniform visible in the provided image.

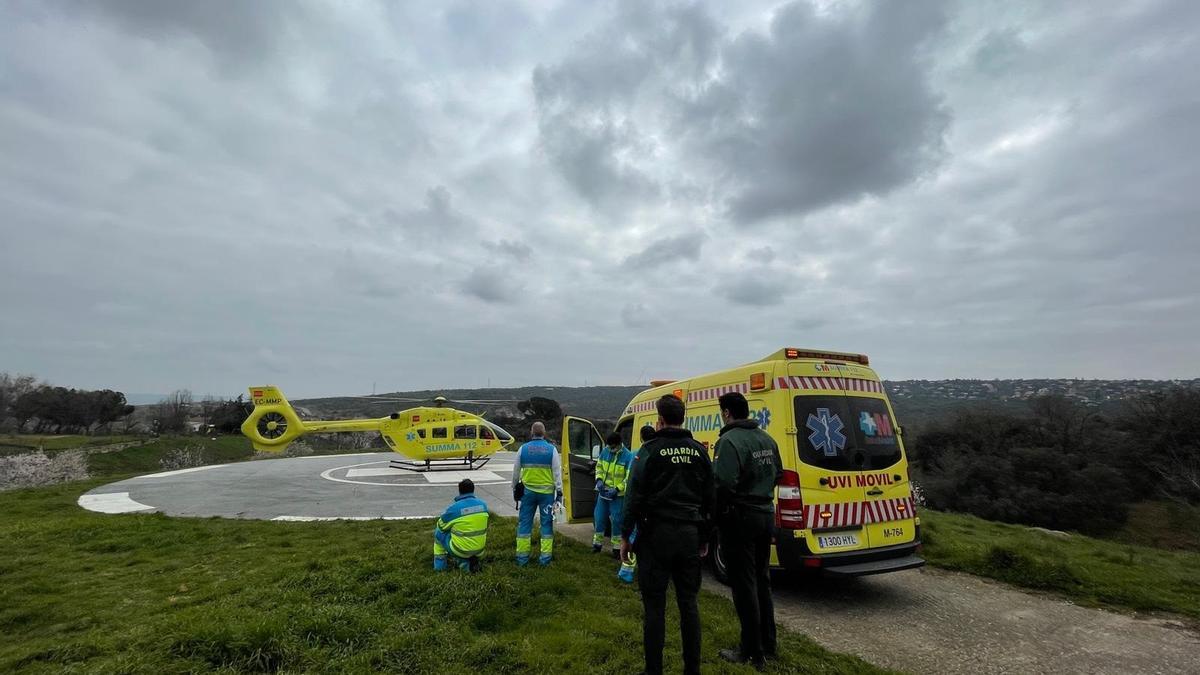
[620,395,714,675]
[713,392,783,668]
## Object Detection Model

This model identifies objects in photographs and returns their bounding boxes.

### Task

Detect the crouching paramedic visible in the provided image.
[433,478,490,572]
[593,431,633,555]
[512,421,563,566]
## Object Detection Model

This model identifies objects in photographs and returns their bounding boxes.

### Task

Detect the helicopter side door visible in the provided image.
[561,416,603,523]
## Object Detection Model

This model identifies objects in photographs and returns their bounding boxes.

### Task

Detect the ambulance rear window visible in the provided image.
[848,398,902,470]
[793,396,904,472]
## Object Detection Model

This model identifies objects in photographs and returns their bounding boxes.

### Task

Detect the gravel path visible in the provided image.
[558,523,1199,674]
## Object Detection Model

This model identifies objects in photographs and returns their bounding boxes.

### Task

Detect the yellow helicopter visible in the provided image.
[240,386,516,471]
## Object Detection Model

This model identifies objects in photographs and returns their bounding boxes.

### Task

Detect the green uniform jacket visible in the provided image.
[713,419,783,514]
[621,426,714,538]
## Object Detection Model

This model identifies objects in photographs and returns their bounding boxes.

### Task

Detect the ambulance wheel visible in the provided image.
[710,530,730,585]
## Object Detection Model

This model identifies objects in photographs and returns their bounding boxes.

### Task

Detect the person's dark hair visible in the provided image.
[606,432,622,446]
[458,478,474,495]
[640,425,656,443]
[719,392,750,420]
[656,394,685,426]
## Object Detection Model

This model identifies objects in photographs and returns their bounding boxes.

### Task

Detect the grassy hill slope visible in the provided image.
[0,481,885,674]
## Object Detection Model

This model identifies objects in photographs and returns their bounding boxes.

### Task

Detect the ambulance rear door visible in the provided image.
[560,416,603,524]
[833,364,916,550]
[787,362,871,556]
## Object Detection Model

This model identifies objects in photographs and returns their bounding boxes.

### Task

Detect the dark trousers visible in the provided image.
[638,521,702,675]
[720,508,777,660]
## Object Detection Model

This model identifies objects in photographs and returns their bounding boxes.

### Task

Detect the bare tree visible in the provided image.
[154,390,194,434]
[1121,389,1200,505]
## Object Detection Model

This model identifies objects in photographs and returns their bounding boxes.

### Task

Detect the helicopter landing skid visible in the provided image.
[388,455,493,473]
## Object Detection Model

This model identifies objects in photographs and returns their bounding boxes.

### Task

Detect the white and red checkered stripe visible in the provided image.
[775,376,882,393]
[685,382,750,403]
[803,496,915,528]
[624,400,657,415]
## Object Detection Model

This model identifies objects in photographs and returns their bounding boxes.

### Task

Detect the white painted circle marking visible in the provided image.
[319,460,508,487]
[78,492,155,514]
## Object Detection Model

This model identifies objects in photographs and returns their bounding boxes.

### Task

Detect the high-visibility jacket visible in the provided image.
[436,492,490,558]
[512,438,562,495]
[595,445,634,496]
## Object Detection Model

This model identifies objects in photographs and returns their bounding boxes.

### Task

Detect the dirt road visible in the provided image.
[560,523,1199,674]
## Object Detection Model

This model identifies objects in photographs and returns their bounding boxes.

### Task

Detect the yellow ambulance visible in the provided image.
[559,347,924,579]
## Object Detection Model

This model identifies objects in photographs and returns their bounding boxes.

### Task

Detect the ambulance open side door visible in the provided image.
[560,416,603,523]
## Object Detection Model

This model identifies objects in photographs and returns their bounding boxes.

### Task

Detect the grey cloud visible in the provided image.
[381,186,473,238]
[487,239,533,262]
[621,233,704,269]
[533,0,949,224]
[531,2,717,210]
[972,28,1027,76]
[62,0,300,66]
[531,90,661,210]
[461,268,517,304]
[2,0,1199,396]
[620,302,656,329]
[703,1,950,223]
[746,246,775,263]
[718,277,786,307]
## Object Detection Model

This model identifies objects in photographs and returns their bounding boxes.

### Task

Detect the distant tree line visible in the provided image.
[148,390,252,435]
[0,372,134,434]
[0,373,254,437]
[910,389,1200,535]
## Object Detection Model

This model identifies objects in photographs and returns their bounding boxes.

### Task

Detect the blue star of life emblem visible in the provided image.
[806,408,846,457]
[754,408,772,429]
[405,432,416,442]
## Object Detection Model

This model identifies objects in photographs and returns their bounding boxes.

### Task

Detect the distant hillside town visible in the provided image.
[886,378,1200,405]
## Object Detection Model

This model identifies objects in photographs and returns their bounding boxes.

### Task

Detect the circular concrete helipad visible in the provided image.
[78,451,520,520]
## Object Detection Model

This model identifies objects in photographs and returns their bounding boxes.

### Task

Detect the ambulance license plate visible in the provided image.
[817,533,859,549]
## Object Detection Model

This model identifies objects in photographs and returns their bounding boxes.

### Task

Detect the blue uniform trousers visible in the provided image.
[592,495,624,549]
[516,490,556,565]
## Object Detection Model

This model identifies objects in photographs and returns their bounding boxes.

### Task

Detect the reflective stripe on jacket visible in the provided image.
[595,446,634,495]
[436,493,490,558]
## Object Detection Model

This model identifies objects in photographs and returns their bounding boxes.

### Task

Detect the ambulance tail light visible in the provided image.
[776,470,806,529]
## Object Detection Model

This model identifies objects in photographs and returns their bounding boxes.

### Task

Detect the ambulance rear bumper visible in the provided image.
[823,553,925,577]
[776,528,924,577]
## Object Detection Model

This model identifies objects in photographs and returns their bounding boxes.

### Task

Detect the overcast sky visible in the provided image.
[2,0,1198,398]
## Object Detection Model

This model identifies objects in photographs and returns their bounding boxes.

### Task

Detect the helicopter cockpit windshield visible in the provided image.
[481,420,514,443]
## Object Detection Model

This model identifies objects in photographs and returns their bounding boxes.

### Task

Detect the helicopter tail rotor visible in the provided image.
[240,386,305,452]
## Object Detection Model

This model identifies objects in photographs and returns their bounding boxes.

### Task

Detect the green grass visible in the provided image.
[0,435,139,457]
[0,481,885,674]
[86,435,256,476]
[1112,501,1200,553]
[920,509,1200,618]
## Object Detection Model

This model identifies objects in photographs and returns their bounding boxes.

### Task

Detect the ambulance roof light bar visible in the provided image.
[783,348,869,365]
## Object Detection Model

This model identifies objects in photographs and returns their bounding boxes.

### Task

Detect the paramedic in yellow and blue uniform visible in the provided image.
[593,432,634,556]
[512,421,563,566]
[433,478,490,572]
[618,425,655,583]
